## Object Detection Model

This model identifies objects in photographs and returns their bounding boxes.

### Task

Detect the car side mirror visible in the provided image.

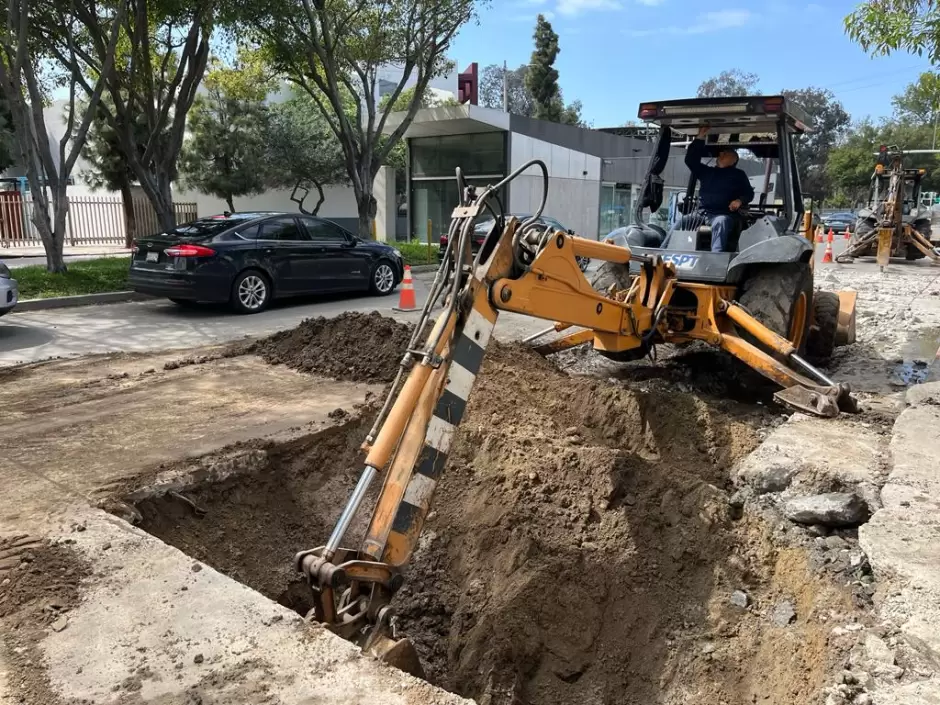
[344,235,357,247]
[566,228,575,235]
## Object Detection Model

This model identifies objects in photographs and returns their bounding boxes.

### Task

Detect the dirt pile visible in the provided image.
[249,311,413,383]
[393,344,858,705]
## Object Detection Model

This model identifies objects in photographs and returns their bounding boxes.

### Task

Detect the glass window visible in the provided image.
[301,217,350,242]
[259,217,308,241]
[599,184,632,237]
[410,132,506,178]
[411,178,507,242]
[232,224,261,240]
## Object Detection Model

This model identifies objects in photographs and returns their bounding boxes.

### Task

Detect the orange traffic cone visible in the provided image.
[843,226,851,240]
[393,265,419,312]
[827,228,834,243]
[822,241,833,263]
[815,226,823,243]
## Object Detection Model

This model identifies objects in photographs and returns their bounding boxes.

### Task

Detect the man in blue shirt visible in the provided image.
[684,126,755,252]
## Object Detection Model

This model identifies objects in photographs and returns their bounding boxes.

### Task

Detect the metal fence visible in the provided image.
[0,193,197,248]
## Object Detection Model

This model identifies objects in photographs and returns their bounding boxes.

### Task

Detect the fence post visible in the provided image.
[67,198,76,246]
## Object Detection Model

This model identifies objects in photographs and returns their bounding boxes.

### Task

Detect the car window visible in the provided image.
[258,217,309,241]
[231,224,261,240]
[302,218,350,242]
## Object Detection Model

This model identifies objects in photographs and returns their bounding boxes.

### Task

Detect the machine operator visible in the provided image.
[685,125,755,252]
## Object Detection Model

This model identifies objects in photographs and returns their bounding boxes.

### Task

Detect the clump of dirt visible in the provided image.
[0,537,91,705]
[250,311,414,383]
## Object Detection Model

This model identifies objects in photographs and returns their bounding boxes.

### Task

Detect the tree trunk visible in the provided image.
[225,194,235,213]
[356,190,377,240]
[119,180,137,248]
[31,184,68,273]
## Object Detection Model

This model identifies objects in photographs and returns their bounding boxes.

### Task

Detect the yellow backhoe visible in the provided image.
[293,97,860,675]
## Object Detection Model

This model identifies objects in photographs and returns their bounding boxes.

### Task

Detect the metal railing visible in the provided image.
[0,193,197,248]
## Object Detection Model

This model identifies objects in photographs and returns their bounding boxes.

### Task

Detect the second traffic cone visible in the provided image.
[822,240,833,263]
[393,265,419,312]
[827,228,835,243]
[815,226,823,243]
[844,226,851,240]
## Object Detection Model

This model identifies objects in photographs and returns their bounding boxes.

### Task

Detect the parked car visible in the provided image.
[439,213,590,271]
[821,211,856,235]
[0,260,18,316]
[128,212,404,314]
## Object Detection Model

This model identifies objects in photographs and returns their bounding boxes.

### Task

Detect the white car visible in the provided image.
[0,261,18,316]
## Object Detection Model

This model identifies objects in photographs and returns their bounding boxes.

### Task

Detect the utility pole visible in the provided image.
[502,59,508,112]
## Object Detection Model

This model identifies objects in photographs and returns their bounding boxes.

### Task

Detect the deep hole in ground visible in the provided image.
[119,314,864,705]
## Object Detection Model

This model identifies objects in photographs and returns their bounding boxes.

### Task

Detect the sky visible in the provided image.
[446,0,934,128]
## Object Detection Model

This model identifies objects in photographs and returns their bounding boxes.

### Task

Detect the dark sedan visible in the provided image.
[439,213,590,271]
[129,212,404,313]
[821,211,856,235]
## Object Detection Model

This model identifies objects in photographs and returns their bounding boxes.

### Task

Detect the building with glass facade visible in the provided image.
[383,104,767,242]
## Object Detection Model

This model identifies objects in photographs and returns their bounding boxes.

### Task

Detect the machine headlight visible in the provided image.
[0,263,10,279]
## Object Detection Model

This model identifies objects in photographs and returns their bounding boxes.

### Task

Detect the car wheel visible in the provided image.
[231,270,271,314]
[370,260,397,296]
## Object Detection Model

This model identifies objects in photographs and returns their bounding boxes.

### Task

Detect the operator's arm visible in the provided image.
[685,126,710,178]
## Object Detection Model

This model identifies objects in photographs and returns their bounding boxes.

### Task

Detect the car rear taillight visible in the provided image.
[638,103,657,119]
[440,235,449,247]
[164,244,216,257]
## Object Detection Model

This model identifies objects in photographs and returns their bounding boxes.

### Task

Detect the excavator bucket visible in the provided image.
[835,290,857,347]
[774,382,858,418]
[364,633,426,679]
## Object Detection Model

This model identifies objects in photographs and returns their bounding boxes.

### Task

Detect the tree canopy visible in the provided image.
[845,1,940,64]
[696,69,760,98]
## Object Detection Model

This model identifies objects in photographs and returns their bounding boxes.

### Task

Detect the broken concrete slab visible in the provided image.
[38,509,470,705]
[784,493,870,527]
[734,414,885,495]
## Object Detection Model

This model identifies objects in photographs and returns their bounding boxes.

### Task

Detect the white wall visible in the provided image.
[172,184,359,219]
[509,133,602,239]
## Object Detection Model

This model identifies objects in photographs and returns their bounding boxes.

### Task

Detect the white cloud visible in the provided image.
[635,0,666,5]
[626,8,751,36]
[556,0,623,16]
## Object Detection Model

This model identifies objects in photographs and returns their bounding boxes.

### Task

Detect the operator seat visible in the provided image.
[670,212,745,252]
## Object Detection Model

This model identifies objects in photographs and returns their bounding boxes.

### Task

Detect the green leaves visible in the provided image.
[178,60,270,210]
[525,14,562,123]
[845,1,940,64]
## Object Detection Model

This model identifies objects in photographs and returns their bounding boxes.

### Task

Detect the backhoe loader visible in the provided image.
[838,144,939,269]
[292,96,860,676]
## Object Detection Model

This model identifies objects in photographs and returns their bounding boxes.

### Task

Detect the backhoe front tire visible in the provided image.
[737,263,813,356]
[590,260,632,295]
[806,290,840,362]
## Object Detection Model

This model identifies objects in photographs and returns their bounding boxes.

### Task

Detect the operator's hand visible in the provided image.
[729,199,743,212]
[697,126,709,139]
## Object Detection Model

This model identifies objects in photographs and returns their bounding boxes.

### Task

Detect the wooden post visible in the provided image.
[426,218,432,263]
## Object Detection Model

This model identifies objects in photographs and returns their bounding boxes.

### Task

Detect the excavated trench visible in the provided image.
[121,313,861,705]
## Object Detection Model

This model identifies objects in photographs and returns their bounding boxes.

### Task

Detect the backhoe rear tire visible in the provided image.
[806,290,840,362]
[737,263,813,357]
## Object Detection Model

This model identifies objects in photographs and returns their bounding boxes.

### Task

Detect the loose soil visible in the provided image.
[0,536,91,705]
[248,310,414,383]
[125,328,865,705]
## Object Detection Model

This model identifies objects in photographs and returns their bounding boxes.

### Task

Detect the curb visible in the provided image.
[16,291,154,312]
